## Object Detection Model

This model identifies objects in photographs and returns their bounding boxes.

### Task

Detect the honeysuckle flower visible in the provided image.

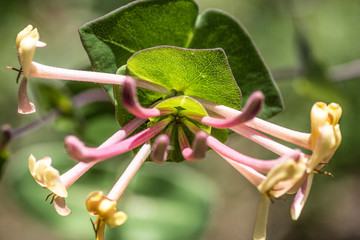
[86,191,128,237]
[28,154,71,216]
[252,156,307,240]
[16,25,44,114]
[287,102,342,221]
[11,25,344,240]
[11,26,169,114]
[28,154,67,197]
[87,143,151,240]
[307,102,342,172]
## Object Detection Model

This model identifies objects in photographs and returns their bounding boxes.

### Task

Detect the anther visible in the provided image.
[6,66,23,83]
[313,169,334,177]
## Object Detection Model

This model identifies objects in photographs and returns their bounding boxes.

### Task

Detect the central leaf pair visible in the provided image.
[115,46,241,127]
[79,0,283,121]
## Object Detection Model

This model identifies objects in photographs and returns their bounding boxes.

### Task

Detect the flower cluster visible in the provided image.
[11,25,342,240]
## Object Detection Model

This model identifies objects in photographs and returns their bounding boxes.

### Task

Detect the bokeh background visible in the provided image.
[1,0,360,239]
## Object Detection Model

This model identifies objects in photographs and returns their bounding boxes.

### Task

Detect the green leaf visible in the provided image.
[189,9,283,118]
[126,46,241,110]
[79,0,198,73]
[79,0,283,119]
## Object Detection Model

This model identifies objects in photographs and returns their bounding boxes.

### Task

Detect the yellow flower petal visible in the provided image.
[28,154,36,176]
[106,210,128,228]
[258,158,306,198]
[16,25,34,49]
[28,155,67,197]
[18,31,38,77]
[44,168,68,197]
[86,191,127,228]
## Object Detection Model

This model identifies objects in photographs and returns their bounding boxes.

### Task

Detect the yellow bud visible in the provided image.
[16,25,34,49]
[308,102,342,172]
[86,191,128,227]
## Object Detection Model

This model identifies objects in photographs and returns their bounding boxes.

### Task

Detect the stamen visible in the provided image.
[6,66,23,83]
[313,169,334,177]
[183,91,263,128]
[65,117,171,162]
[45,192,54,201]
[122,77,174,118]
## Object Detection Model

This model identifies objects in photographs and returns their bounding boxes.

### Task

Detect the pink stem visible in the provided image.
[222,155,266,187]
[207,135,301,173]
[122,77,174,118]
[29,62,170,95]
[107,142,151,201]
[65,118,171,162]
[72,88,110,108]
[231,125,294,156]
[60,118,146,187]
[184,91,263,129]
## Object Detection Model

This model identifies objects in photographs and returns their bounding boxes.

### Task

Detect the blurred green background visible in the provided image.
[1,0,360,239]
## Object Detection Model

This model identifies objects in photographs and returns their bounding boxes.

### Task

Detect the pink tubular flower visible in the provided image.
[151,134,170,163]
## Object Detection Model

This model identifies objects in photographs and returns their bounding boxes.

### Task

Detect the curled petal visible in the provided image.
[151,134,170,163]
[182,131,208,161]
[18,77,35,114]
[184,91,263,128]
[122,77,173,118]
[53,196,72,216]
[291,173,314,220]
[36,41,47,48]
